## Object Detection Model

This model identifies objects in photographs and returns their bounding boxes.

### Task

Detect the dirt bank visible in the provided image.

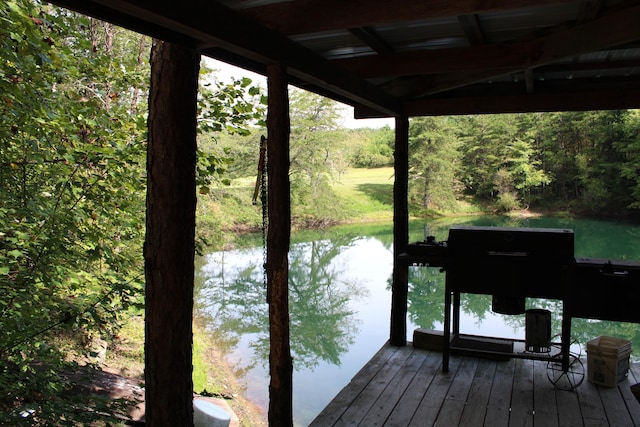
[102,315,267,426]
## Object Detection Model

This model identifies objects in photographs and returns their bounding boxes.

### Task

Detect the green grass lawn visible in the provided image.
[222,166,481,225]
[334,167,395,221]
[226,167,396,223]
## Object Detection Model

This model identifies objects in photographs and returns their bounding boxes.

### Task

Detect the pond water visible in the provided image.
[195,216,640,426]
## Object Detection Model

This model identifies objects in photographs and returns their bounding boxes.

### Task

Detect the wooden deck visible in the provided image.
[310,342,640,426]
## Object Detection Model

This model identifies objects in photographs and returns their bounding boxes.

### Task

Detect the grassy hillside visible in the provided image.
[333,167,395,221]
[199,166,485,247]
[202,167,396,233]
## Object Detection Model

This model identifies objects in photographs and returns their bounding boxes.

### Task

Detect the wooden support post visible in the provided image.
[390,115,409,346]
[144,40,200,425]
[266,63,293,427]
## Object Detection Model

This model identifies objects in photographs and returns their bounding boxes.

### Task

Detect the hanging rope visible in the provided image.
[252,135,267,205]
[256,135,268,297]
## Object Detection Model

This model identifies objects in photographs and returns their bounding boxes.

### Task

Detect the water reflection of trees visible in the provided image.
[194,235,366,372]
[407,263,640,355]
[406,266,444,329]
[407,267,496,329]
[195,216,640,376]
[287,239,366,369]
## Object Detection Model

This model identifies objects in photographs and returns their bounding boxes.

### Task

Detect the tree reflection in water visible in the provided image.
[192,217,640,424]
[287,238,367,368]
[195,234,366,374]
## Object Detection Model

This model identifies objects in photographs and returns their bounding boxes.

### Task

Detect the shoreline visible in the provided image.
[104,315,267,426]
[194,321,268,426]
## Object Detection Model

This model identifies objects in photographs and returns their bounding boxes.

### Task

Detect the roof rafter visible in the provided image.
[348,27,395,55]
[46,0,640,117]
[353,85,640,117]
[400,87,640,116]
[457,14,486,45]
[337,3,640,80]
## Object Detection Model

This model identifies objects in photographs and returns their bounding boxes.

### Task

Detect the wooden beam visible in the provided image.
[47,0,196,45]
[266,63,293,427]
[577,0,602,24]
[241,0,577,35]
[525,68,535,94]
[393,87,640,116]
[336,3,640,82]
[379,70,513,99]
[339,45,534,78]
[379,55,640,99]
[390,116,409,346]
[48,0,401,116]
[538,57,640,73]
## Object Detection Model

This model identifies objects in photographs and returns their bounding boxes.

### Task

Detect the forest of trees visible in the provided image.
[3,0,640,423]
[407,111,640,217]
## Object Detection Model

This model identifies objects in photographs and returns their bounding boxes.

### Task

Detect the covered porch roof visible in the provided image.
[50,0,640,118]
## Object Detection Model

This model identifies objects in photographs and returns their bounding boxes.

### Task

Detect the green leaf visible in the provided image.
[7,249,23,258]
[7,1,24,16]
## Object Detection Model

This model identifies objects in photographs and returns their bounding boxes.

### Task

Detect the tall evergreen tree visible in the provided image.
[408,117,460,212]
[457,114,549,211]
[534,110,638,215]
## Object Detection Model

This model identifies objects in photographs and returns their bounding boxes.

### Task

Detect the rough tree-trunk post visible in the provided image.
[390,115,409,346]
[145,40,200,425]
[266,63,293,427]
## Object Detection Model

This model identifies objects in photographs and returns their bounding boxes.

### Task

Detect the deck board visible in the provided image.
[407,357,460,427]
[532,359,559,426]
[310,342,640,427]
[510,358,535,426]
[577,372,608,424]
[431,357,477,427]
[309,344,399,426]
[484,357,515,427]
[436,357,477,427]
[337,345,410,426]
[383,349,441,426]
[459,358,495,425]
[358,348,428,427]
[598,386,635,426]
[555,387,583,426]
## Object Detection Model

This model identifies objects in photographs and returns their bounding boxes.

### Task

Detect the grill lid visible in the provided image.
[447,226,574,262]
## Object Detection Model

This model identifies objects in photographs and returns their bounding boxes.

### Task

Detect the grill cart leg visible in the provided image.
[443,278,452,372]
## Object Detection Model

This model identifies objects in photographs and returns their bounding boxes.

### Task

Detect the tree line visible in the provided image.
[408,111,640,217]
